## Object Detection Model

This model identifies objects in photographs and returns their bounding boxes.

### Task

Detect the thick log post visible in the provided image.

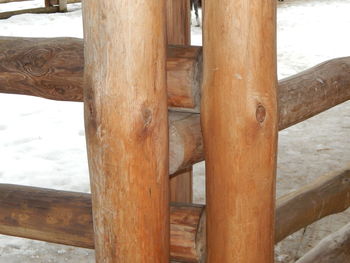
[0,184,205,262]
[166,0,191,46]
[166,0,193,203]
[202,1,278,262]
[82,0,169,262]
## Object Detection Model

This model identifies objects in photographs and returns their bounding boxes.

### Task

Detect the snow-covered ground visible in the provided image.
[0,0,349,262]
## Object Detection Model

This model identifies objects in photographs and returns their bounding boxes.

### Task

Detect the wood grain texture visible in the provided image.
[166,0,191,46]
[1,36,349,119]
[170,167,193,203]
[0,37,201,111]
[276,169,350,243]
[278,57,350,129]
[82,0,169,261]
[1,170,349,262]
[169,112,203,174]
[295,222,350,263]
[201,0,278,262]
[0,184,205,262]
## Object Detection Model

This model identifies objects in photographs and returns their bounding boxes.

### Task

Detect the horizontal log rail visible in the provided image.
[0,184,206,263]
[295,222,350,263]
[1,169,349,262]
[0,37,202,112]
[275,168,350,243]
[1,38,349,174]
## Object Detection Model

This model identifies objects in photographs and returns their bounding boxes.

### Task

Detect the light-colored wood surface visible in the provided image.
[0,184,205,262]
[201,0,278,261]
[82,0,169,261]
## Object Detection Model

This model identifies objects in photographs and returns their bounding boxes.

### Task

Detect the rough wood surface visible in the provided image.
[201,1,278,262]
[1,37,349,119]
[0,37,201,111]
[82,0,169,261]
[1,170,349,262]
[0,6,58,19]
[0,184,205,262]
[295,222,350,263]
[166,0,194,203]
[276,169,350,243]
[278,57,350,129]
[169,112,203,174]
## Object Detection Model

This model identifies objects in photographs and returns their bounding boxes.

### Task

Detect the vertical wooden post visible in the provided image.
[166,0,191,46]
[167,0,193,203]
[202,1,278,262]
[82,0,169,262]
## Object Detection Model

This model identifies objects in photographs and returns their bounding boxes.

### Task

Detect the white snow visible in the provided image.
[0,0,349,262]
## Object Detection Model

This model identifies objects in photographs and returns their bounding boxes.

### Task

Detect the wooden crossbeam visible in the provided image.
[0,37,201,112]
[1,169,349,262]
[0,184,206,262]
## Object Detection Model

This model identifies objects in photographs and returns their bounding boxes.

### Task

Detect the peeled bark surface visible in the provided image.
[1,169,350,262]
[0,184,205,263]
[83,0,170,261]
[202,0,278,262]
[276,169,350,243]
[0,37,201,111]
[278,57,350,129]
[1,38,349,175]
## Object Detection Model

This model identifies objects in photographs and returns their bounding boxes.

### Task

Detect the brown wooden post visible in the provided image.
[82,0,169,262]
[166,0,191,46]
[202,0,278,262]
[167,0,193,203]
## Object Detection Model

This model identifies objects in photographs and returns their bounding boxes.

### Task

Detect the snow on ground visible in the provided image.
[0,0,349,262]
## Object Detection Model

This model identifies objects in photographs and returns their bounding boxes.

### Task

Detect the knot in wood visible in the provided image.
[256,104,266,123]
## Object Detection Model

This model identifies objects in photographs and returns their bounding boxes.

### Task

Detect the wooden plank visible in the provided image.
[201,0,278,261]
[82,0,169,261]
[0,37,201,111]
[276,169,350,243]
[0,184,205,263]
